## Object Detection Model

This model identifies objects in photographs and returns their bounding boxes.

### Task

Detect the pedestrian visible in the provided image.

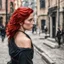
[0,25,2,36]
[62,29,64,35]
[1,24,6,42]
[61,29,64,43]
[32,24,37,34]
[6,7,34,64]
[32,24,35,34]
[56,27,62,48]
[44,25,48,38]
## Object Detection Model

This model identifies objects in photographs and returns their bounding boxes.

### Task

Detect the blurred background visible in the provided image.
[0,0,64,64]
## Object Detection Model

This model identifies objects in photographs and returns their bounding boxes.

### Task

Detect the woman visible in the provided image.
[6,7,34,64]
[56,27,62,48]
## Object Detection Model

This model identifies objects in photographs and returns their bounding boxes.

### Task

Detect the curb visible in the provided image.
[41,53,55,64]
[43,42,58,49]
[47,38,56,43]
[33,44,43,52]
[43,39,58,49]
[33,44,55,64]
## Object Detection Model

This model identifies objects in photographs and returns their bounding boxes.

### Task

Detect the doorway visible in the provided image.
[52,16,56,38]
[0,17,3,25]
[41,19,46,32]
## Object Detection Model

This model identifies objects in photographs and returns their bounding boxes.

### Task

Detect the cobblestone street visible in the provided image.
[0,37,10,64]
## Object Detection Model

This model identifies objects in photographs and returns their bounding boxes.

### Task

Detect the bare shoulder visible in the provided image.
[14,32,31,48]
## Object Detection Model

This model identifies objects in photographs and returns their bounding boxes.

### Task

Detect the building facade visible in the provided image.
[10,0,22,15]
[48,0,64,38]
[0,0,22,27]
[48,0,57,38]
[60,0,64,30]
[0,0,10,26]
[37,0,49,32]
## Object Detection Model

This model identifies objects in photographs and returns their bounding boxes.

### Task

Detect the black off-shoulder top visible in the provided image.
[8,31,34,64]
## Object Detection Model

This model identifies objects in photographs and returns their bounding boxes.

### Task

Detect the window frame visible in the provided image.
[40,0,45,9]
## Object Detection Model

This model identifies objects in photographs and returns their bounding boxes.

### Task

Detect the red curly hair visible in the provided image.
[6,7,33,39]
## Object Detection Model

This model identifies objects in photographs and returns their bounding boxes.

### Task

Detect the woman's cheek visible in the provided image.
[24,22,33,28]
[24,21,30,24]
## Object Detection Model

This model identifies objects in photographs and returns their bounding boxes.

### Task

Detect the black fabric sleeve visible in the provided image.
[19,53,27,64]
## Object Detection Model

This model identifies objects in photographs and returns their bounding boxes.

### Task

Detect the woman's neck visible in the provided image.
[19,26,25,32]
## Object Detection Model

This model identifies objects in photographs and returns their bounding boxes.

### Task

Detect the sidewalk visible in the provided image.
[0,37,10,64]
[27,31,64,64]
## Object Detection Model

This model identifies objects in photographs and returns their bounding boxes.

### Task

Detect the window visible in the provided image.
[10,2,14,13]
[0,0,2,9]
[40,0,45,8]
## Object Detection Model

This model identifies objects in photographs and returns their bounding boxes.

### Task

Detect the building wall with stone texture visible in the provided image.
[37,0,49,33]
[48,0,64,38]
[60,0,64,29]
[0,0,10,26]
